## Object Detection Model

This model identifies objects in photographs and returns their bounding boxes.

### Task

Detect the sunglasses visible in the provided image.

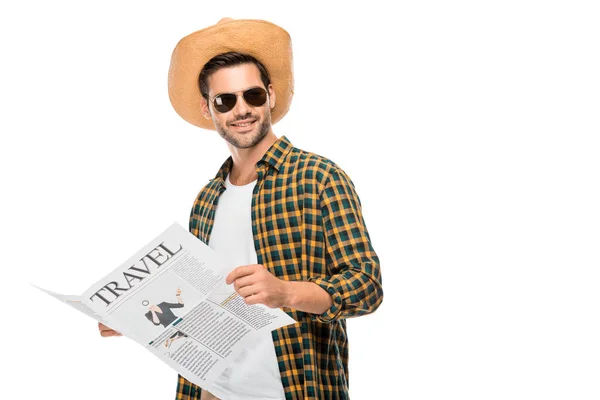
[210,87,268,113]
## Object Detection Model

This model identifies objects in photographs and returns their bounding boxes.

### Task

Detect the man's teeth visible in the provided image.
[234,121,253,127]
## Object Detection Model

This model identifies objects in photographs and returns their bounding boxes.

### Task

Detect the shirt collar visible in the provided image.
[211,135,294,186]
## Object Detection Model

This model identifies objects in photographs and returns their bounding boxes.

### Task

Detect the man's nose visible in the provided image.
[232,93,250,116]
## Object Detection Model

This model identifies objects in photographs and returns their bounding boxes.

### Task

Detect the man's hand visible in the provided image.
[226,264,290,308]
[98,322,122,337]
[149,304,162,313]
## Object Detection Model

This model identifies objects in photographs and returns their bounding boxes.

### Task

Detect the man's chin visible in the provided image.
[224,130,262,149]
[216,118,270,149]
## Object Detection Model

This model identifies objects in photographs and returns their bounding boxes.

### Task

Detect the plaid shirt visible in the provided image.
[176,135,383,400]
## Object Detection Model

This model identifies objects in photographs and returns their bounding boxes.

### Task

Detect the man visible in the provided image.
[144,288,185,329]
[99,18,383,400]
[144,288,188,348]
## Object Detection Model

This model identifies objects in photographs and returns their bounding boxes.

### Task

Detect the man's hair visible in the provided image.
[198,52,271,100]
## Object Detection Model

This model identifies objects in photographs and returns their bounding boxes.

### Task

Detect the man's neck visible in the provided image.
[227,131,278,185]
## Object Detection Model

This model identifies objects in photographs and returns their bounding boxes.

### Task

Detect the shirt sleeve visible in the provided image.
[308,167,384,323]
[163,302,184,309]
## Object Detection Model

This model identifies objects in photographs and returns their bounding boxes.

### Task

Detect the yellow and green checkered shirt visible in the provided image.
[176,135,383,400]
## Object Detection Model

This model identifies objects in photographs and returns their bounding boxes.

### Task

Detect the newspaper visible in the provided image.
[34,222,297,393]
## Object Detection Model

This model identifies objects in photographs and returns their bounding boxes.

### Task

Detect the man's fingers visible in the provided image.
[244,293,263,306]
[100,330,122,337]
[98,322,113,331]
[233,275,255,292]
[237,284,260,299]
[98,322,122,337]
[226,264,260,284]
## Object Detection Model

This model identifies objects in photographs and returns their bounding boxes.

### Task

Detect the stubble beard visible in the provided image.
[215,113,272,150]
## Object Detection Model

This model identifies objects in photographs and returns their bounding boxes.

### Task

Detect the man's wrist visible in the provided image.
[283,280,298,309]
[282,280,333,315]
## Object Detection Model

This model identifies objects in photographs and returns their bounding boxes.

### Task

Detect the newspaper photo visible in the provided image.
[34,222,297,393]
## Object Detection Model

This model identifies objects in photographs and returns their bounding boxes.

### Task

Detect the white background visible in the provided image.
[1,1,599,399]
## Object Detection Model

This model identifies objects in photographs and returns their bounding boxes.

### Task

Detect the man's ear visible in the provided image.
[268,84,276,110]
[201,97,211,119]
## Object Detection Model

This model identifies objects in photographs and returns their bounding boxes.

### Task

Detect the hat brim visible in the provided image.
[168,19,294,130]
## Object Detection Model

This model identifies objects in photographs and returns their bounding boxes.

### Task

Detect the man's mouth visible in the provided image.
[230,119,257,128]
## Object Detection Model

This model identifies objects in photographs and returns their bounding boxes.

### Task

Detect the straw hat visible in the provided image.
[168,18,294,130]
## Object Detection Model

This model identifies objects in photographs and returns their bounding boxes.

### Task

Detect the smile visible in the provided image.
[230,119,257,128]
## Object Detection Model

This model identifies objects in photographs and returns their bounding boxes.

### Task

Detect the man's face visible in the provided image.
[203,63,276,149]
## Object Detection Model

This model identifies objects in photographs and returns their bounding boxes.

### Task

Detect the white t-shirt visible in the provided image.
[207,173,285,400]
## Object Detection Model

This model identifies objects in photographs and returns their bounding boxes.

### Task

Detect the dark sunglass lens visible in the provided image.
[243,88,267,107]
[214,94,237,113]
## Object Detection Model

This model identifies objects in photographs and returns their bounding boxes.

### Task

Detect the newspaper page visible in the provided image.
[34,222,297,393]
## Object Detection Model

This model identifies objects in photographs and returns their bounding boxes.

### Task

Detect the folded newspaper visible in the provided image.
[34,222,297,392]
